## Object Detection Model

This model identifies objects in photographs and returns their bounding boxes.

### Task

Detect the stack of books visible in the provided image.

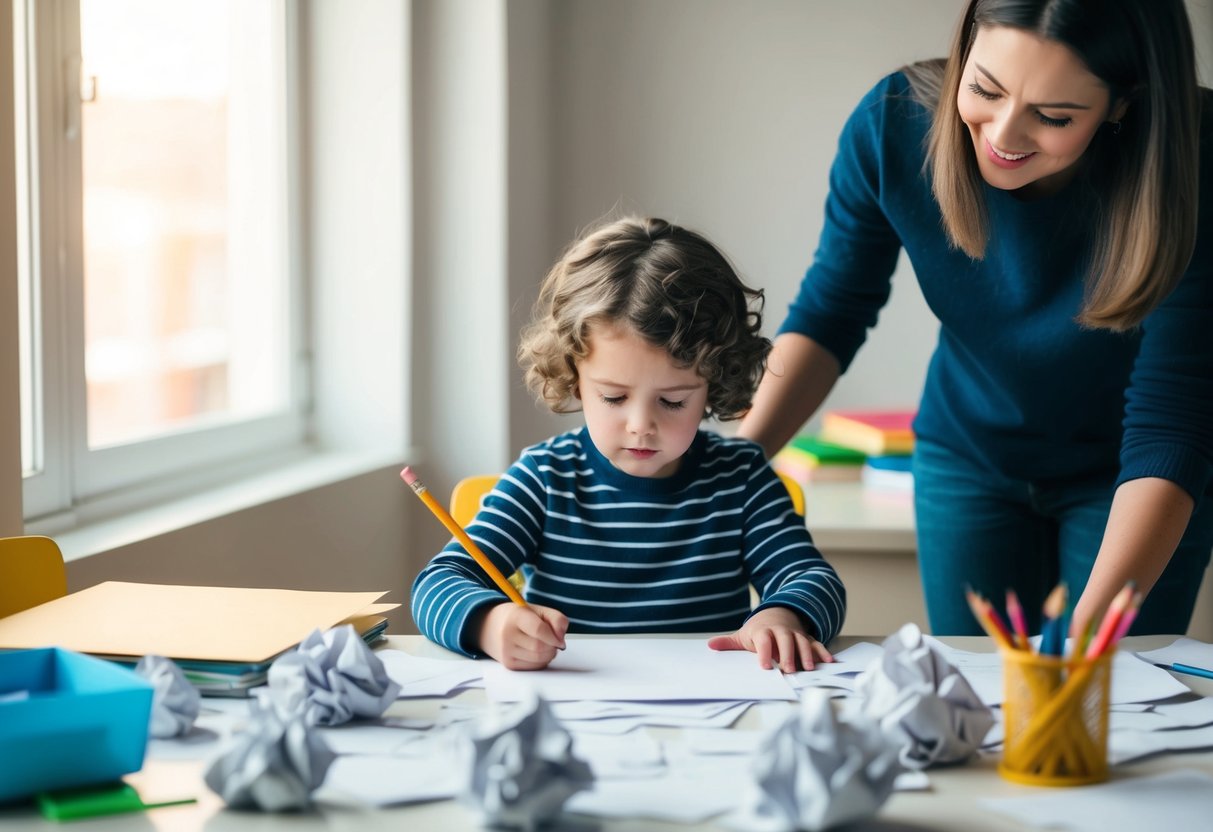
[819,408,916,492]
[773,434,866,484]
[0,582,396,696]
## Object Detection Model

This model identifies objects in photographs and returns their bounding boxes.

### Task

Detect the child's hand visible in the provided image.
[477,603,568,670]
[707,606,834,672]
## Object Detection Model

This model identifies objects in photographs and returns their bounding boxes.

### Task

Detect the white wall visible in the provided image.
[507,0,961,448]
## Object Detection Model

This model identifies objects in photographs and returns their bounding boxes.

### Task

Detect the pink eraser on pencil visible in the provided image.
[400,467,417,485]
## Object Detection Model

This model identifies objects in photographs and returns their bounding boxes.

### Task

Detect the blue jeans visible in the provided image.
[912,438,1213,635]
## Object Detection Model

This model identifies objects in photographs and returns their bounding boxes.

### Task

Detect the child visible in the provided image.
[411,217,845,671]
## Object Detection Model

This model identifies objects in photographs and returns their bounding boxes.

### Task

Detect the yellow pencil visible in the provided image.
[401,466,527,606]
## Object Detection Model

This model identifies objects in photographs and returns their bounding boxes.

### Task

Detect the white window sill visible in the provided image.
[31,449,409,564]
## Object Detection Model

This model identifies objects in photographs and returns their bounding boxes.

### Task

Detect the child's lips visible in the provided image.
[626,448,658,459]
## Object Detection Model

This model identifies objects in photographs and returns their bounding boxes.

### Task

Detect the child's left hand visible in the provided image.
[706,606,834,672]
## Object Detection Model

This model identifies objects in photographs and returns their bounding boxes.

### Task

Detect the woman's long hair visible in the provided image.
[903,0,1201,331]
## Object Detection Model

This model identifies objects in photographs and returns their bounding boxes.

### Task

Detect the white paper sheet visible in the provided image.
[1109,723,1213,764]
[571,731,665,779]
[981,769,1213,829]
[377,650,485,697]
[567,767,744,822]
[484,638,796,702]
[314,748,463,807]
[1135,637,1213,669]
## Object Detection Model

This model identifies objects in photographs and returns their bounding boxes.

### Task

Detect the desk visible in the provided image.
[3,635,1211,832]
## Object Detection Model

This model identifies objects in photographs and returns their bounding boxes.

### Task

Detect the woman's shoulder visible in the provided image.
[843,66,935,145]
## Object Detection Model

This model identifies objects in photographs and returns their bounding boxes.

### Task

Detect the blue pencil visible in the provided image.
[1171,662,1213,681]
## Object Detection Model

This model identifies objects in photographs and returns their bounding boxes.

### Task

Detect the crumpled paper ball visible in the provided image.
[265,625,401,726]
[853,622,995,769]
[203,698,336,812]
[135,654,202,738]
[738,689,902,832]
[460,691,594,830]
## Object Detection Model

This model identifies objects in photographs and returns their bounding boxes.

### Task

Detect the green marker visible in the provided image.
[36,782,196,822]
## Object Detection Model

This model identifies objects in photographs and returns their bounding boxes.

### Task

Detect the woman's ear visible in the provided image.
[1108,97,1130,125]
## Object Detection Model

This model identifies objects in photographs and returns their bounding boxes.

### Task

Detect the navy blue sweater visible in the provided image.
[783,73,1213,498]
[411,428,846,657]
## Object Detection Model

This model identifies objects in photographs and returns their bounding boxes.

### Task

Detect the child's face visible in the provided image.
[576,322,708,479]
[957,25,1116,198]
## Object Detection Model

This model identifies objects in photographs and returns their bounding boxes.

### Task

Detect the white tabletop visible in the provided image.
[2,634,1209,832]
[802,483,916,552]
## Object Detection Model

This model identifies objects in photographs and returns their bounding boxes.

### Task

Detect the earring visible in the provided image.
[1110,120,1122,135]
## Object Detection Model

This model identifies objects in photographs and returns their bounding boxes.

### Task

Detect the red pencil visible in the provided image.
[1005,589,1030,651]
[1108,590,1143,647]
[1085,582,1135,660]
[966,589,1015,650]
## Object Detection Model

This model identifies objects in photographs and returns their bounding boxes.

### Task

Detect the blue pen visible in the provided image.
[1171,662,1213,681]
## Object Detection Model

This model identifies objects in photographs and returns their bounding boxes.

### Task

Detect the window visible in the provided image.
[16,0,307,523]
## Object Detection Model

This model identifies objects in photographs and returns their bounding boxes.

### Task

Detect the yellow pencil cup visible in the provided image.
[998,648,1113,787]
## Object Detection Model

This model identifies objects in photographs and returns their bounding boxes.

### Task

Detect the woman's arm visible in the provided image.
[1071,477,1195,636]
[737,332,842,458]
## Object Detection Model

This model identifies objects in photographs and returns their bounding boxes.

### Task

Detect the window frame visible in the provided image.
[18,0,311,525]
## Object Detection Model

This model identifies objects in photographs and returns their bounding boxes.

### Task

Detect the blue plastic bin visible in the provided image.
[0,647,153,803]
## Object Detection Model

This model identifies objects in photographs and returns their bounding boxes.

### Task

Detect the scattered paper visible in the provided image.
[313,744,463,808]
[981,768,1213,829]
[853,623,994,768]
[485,638,796,702]
[460,693,594,829]
[378,649,486,697]
[203,700,336,811]
[135,654,202,738]
[264,625,400,726]
[732,690,902,832]
[1135,637,1213,670]
[569,768,742,823]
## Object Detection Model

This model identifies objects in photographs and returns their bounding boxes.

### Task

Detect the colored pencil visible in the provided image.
[1171,662,1213,681]
[965,589,1015,650]
[1085,582,1135,660]
[1005,589,1030,651]
[400,466,527,606]
[1108,590,1142,647]
[1040,583,1068,657]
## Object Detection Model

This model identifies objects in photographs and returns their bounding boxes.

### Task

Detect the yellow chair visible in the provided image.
[450,474,503,527]
[776,472,806,516]
[0,535,68,619]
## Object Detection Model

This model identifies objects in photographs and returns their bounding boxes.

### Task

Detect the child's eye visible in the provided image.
[600,394,625,406]
[659,398,686,411]
[968,81,999,101]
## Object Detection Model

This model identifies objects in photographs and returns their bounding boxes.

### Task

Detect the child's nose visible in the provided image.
[627,406,656,436]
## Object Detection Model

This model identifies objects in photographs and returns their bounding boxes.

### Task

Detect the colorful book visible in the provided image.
[820,409,915,456]
[773,435,865,484]
[861,454,914,492]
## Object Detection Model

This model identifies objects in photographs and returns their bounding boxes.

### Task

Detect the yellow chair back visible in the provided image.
[450,474,502,528]
[0,535,68,618]
[776,472,806,516]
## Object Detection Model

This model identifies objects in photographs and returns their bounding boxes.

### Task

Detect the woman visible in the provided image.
[739,0,1213,636]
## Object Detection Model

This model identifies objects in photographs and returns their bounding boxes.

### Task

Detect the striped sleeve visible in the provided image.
[409,454,548,656]
[743,457,847,644]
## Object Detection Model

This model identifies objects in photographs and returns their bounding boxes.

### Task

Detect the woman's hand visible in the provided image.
[706,606,834,672]
[477,602,568,670]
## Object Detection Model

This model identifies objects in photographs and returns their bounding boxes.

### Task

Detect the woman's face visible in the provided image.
[957,25,1120,197]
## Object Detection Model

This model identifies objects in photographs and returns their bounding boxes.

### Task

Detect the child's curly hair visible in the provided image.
[518,216,770,421]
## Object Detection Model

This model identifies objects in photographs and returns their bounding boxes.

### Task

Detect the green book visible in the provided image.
[786,434,866,465]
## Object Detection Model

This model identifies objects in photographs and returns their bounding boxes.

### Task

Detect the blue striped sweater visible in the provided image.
[411,427,846,656]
